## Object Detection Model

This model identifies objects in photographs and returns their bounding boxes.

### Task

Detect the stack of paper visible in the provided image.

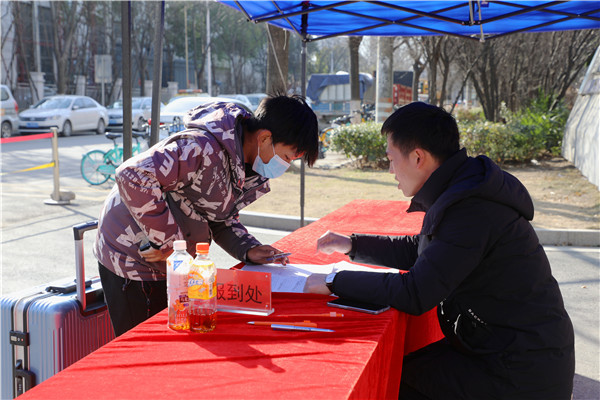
[241,261,397,293]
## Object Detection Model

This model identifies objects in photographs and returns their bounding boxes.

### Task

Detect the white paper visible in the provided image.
[241,261,397,293]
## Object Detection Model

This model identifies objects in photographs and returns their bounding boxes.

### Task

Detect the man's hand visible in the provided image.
[247,245,289,265]
[317,230,352,255]
[303,273,332,295]
[139,246,173,263]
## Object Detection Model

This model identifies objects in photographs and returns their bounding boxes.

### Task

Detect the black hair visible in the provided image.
[381,102,459,163]
[243,94,319,167]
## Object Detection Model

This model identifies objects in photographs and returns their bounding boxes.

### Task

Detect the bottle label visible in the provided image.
[173,260,183,271]
[188,264,216,300]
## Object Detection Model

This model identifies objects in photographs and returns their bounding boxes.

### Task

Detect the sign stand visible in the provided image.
[216,269,274,316]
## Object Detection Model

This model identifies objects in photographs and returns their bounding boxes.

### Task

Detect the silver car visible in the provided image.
[1,85,19,138]
[19,95,108,137]
[157,96,253,139]
[107,96,159,131]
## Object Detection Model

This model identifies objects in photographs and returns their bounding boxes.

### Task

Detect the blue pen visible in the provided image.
[271,324,335,333]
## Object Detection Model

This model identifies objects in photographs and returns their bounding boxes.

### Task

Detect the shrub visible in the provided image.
[330,121,387,169]
[458,94,569,164]
[512,92,569,156]
[459,119,514,164]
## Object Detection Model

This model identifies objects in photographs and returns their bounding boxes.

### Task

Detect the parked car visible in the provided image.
[1,84,19,138]
[19,95,108,137]
[219,94,253,112]
[244,93,268,112]
[155,96,253,139]
[107,97,161,131]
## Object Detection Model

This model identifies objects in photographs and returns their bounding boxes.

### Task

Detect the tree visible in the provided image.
[437,37,459,107]
[49,1,84,94]
[266,25,289,94]
[454,30,600,121]
[421,37,444,106]
[210,4,266,93]
[307,37,348,75]
[400,38,426,102]
[131,2,155,96]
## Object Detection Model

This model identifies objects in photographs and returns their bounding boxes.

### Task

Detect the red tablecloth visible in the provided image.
[19,200,443,399]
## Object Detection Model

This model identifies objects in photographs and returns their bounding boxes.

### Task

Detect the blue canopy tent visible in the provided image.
[221,1,600,41]
[219,1,600,225]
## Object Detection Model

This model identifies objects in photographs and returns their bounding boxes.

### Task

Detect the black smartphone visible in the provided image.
[327,298,390,315]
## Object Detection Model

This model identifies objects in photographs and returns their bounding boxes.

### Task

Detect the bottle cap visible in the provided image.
[173,240,187,251]
[196,242,209,254]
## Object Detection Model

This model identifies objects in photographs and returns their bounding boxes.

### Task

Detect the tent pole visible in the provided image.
[121,1,132,161]
[300,3,308,228]
[150,1,165,147]
[300,38,307,228]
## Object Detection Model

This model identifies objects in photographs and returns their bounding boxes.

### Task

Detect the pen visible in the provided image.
[277,312,344,318]
[271,324,335,333]
[265,252,292,262]
[247,321,317,327]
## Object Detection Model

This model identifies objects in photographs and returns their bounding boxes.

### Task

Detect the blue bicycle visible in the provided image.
[80,131,148,185]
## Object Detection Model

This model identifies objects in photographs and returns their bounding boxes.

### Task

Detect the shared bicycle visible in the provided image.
[80,131,149,185]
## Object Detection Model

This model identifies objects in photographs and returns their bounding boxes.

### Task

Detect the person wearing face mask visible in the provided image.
[94,95,319,336]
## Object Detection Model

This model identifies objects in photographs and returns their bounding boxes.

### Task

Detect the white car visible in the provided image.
[19,95,108,137]
[243,93,268,111]
[1,84,19,138]
[219,94,253,112]
[107,96,159,131]
[157,96,253,139]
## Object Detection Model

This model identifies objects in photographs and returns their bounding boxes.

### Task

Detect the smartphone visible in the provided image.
[327,298,390,315]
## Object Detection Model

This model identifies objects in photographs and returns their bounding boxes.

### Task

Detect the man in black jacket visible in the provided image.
[310,102,574,399]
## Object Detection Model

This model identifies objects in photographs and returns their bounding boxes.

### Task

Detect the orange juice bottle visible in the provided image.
[166,240,192,331]
[188,243,217,333]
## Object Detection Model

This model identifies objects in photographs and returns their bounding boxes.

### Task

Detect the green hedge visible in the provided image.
[330,121,387,168]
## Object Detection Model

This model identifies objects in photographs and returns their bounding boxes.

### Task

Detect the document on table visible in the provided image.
[241,261,397,293]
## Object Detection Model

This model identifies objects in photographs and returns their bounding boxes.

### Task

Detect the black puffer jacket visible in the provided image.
[332,148,574,358]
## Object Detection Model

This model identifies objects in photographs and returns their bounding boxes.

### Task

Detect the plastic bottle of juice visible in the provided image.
[188,242,217,333]
[166,240,192,331]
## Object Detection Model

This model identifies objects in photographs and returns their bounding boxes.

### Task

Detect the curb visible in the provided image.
[240,211,600,247]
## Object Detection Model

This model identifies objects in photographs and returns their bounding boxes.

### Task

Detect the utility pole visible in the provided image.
[206,2,212,95]
[184,4,189,89]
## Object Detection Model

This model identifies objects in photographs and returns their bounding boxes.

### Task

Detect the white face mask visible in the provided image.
[252,142,290,179]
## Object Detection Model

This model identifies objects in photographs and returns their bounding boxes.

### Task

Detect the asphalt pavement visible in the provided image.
[1,132,598,398]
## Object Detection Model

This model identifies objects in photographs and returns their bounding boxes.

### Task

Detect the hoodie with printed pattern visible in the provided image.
[94,102,269,281]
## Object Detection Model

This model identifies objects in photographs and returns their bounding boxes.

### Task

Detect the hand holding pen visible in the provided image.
[246,245,291,265]
[265,252,292,263]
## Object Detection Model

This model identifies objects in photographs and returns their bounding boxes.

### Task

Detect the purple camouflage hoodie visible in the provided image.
[93,102,270,281]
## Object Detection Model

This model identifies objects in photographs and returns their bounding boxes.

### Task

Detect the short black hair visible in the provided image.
[382,102,459,163]
[244,94,319,166]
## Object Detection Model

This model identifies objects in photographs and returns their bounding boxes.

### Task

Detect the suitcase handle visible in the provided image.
[73,220,99,313]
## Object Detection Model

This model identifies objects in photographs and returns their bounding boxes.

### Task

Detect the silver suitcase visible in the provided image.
[0,221,114,399]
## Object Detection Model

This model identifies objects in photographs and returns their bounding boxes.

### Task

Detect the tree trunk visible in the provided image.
[376,37,394,123]
[266,25,289,95]
[349,36,363,122]
[412,60,424,102]
[50,2,81,94]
